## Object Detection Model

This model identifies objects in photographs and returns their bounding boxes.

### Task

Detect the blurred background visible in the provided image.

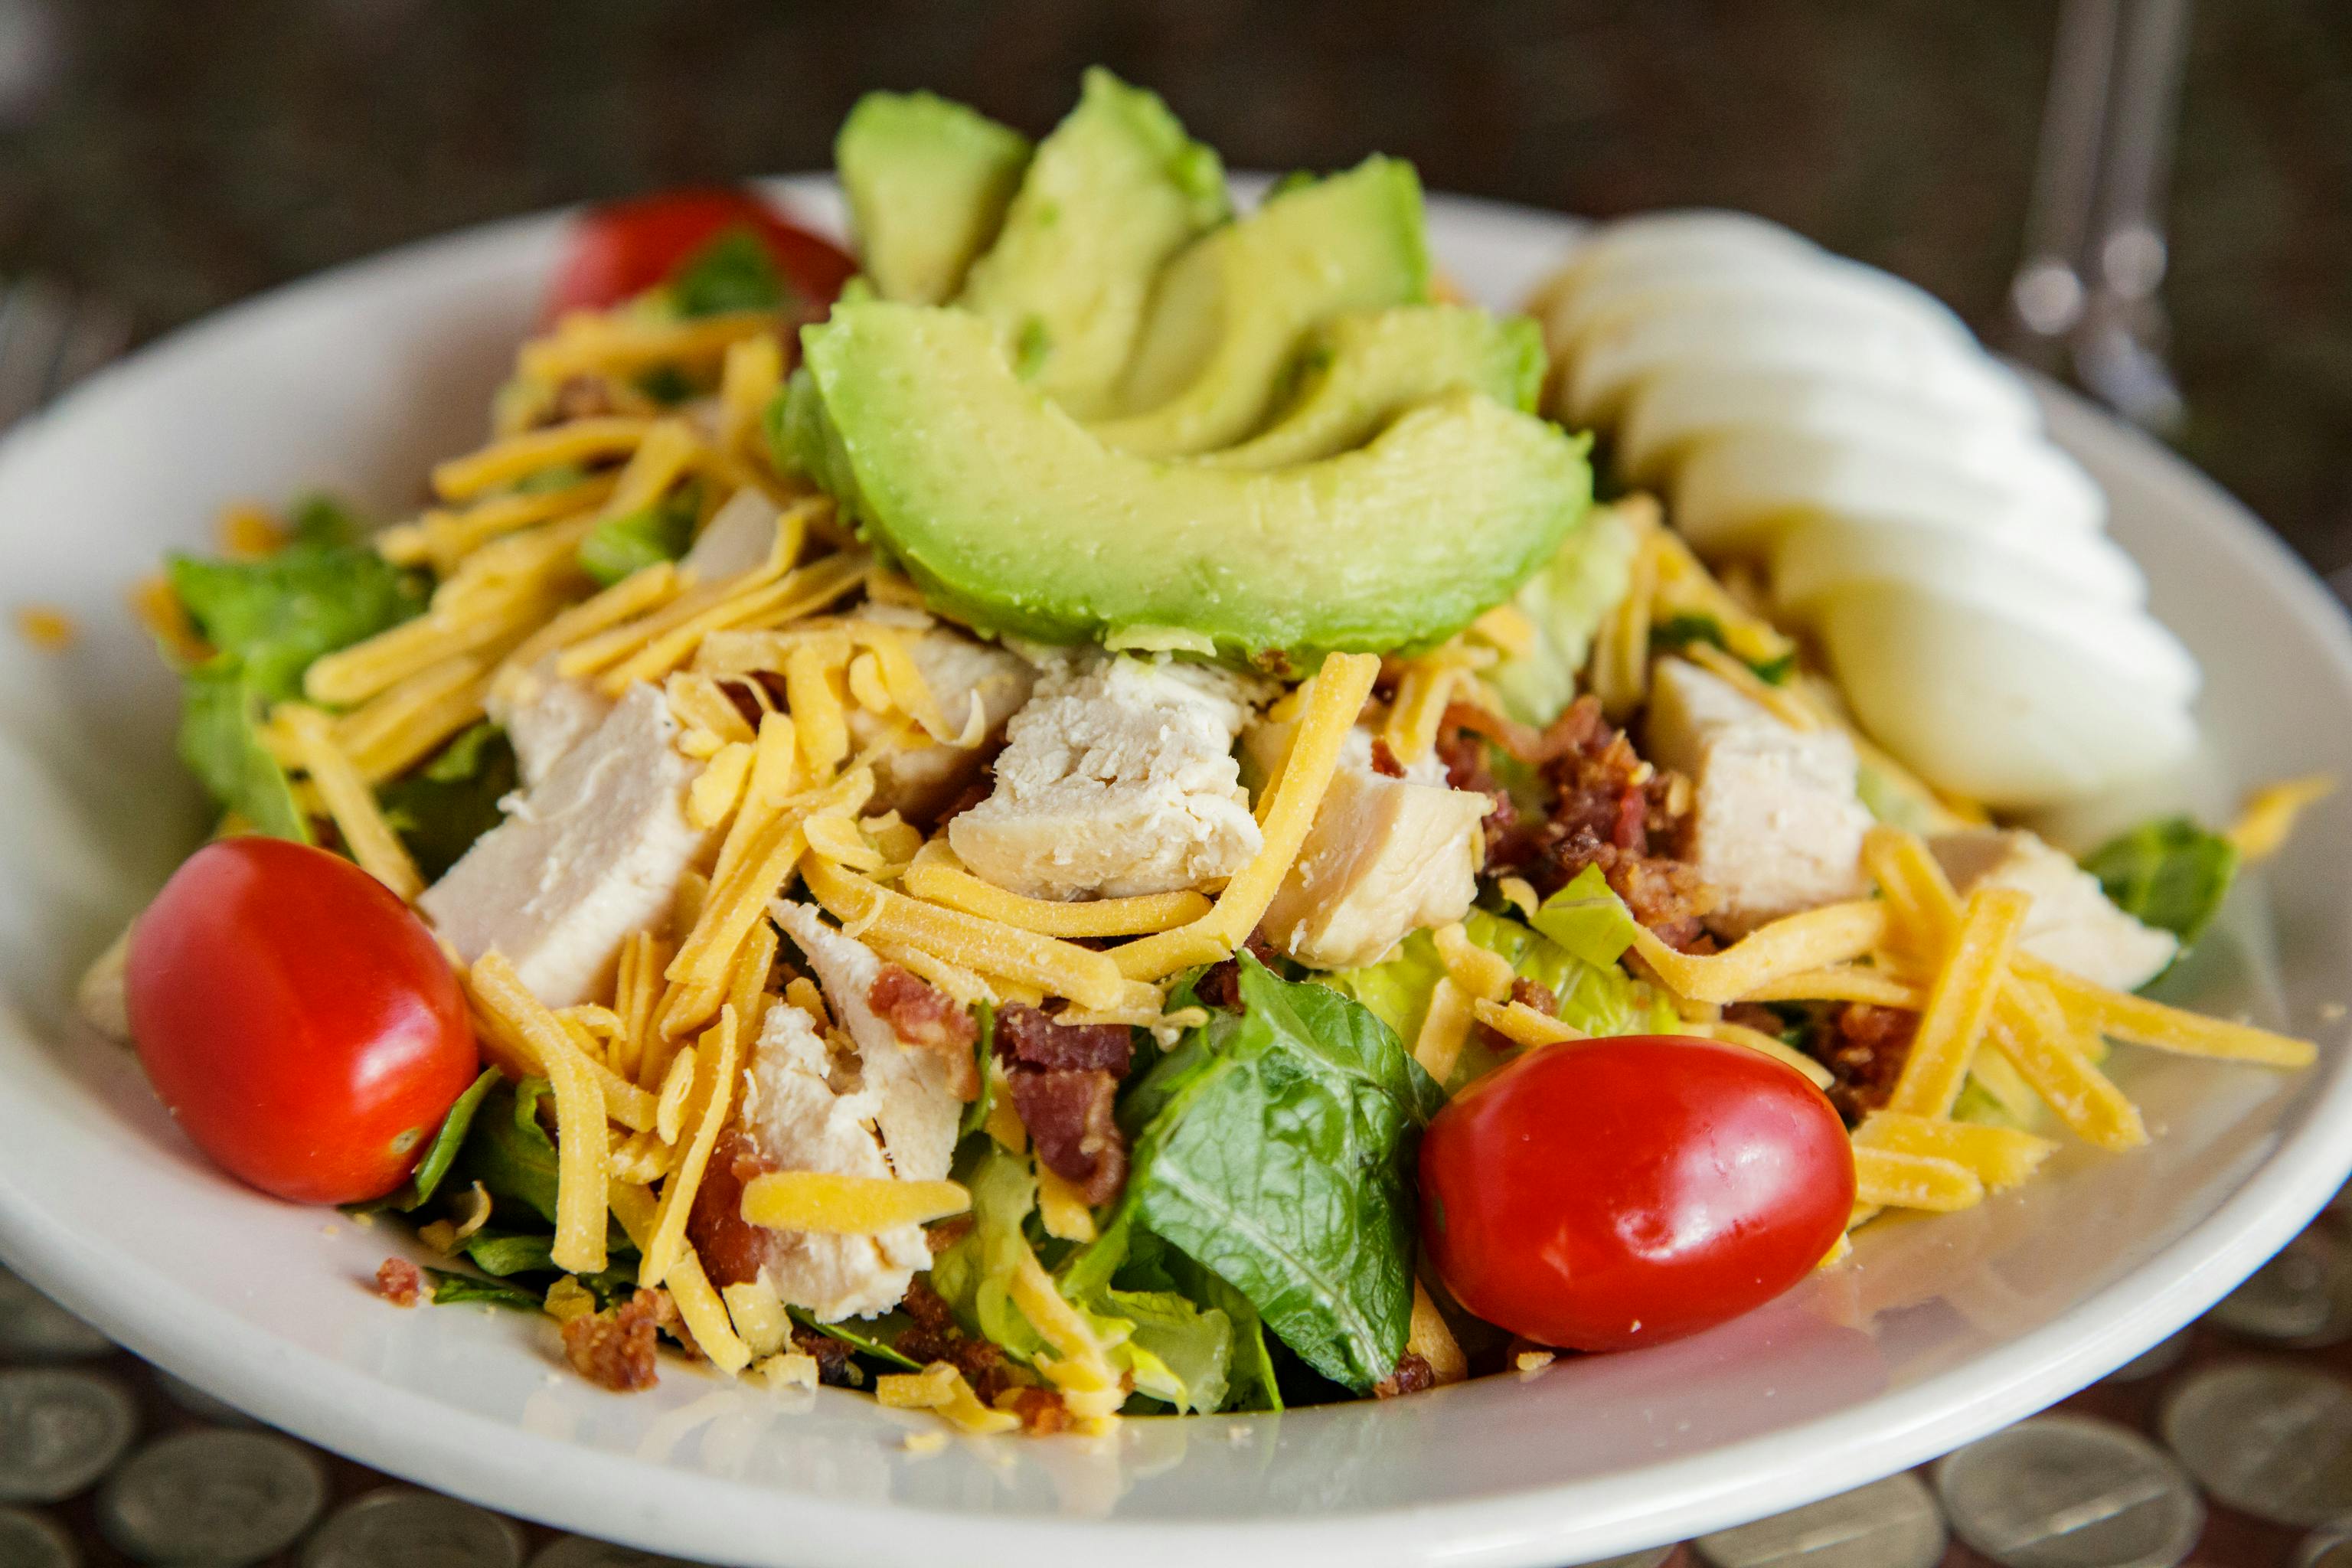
[0,0,2347,567]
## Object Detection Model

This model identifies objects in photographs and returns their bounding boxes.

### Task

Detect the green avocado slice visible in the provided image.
[1089,158,1430,458]
[1206,305,1546,470]
[836,90,1031,305]
[796,302,1592,667]
[955,68,1228,417]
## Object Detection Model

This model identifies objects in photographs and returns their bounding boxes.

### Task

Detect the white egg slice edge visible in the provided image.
[1817,581,2199,808]
[1666,425,2109,560]
[1770,509,2151,617]
[1615,363,2044,485]
[1561,299,2030,430]
[1547,248,1975,356]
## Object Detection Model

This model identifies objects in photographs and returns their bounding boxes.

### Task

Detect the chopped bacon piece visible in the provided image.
[790,1327,866,1388]
[995,1004,1132,1075]
[1374,1352,1437,1398]
[685,1129,776,1289]
[561,1289,678,1393]
[1455,695,1715,952]
[1367,737,1406,778]
[868,965,980,1100]
[1004,1386,1071,1434]
[374,1257,423,1308]
[1195,933,1282,1012]
[1510,977,1558,1018]
[926,1214,975,1254]
[896,1278,1023,1404]
[540,374,620,426]
[1814,1003,1919,1125]
[1007,1067,1127,1206]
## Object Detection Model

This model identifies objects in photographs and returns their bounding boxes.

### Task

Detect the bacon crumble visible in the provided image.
[374,1257,423,1308]
[995,1004,1135,1205]
[561,1288,681,1392]
[870,964,981,1100]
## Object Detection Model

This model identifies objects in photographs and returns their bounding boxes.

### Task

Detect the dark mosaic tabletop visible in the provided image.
[3,2,2351,1563]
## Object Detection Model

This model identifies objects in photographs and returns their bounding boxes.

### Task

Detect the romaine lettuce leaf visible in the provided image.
[1528,863,1642,968]
[668,228,790,318]
[1114,956,1439,1393]
[577,482,701,587]
[378,724,517,881]
[176,661,311,841]
[1485,496,1636,727]
[392,1066,501,1212]
[2082,815,2239,949]
[1327,888,1677,1089]
[425,1268,544,1311]
[164,525,425,838]
[167,538,423,701]
[930,1147,1236,1413]
[450,1078,563,1229]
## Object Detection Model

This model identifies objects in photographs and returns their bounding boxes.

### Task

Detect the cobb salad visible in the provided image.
[80,70,2328,1437]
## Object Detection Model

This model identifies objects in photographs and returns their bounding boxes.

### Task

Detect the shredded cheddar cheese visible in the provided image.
[2229,775,2335,863]
[802,858,1128,1011]
[1112,652,1380,981]
[1472,998,1588,1051]
[274,704,423,900]
[14,605,75,651]
[1627,900,1888,1004]
[1704,1020,1835,1089]
[720,1278,795,1361]
[1034,1165,1098,1243]
[1852,1145,1984,1212]
[1853,1111,2054,1191]
[901,844,1212,938]
[468,954,612,1274]
[432,416,654,501]
[740,1171,972,1234]
[877,1362,1019,1436]
[1883,886,2029,1119]
[1413,978,1473,1083]
[640,1001,746,1289]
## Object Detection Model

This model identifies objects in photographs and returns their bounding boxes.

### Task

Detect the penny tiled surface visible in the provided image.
[7,1205,2352,1568]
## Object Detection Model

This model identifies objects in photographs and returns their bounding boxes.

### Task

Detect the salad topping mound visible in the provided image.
[87,71,2328,1437]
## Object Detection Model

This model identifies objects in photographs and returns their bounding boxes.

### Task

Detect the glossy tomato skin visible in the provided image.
[1420,1034,1854,1353]
[125,838,479,1205]
[544,188,857,320]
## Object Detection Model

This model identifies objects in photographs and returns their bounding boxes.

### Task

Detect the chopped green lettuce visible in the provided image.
[928,1147,1236,1413]
[2082,815,2239,949]
[390,1067,501,1212]
[450,1079,563,1229]
[577,481,701,587]
[789,1307,920,1370]
[1485,496,1636,727]
[163,522,425,838]
[1328,884,1677,1092]
[1529,863,1642,968]
[378,724,516,881]
[425,1268,544,1311]
[175,663,311,841]
[1109,957,1439,1393]
[167,537,423,701]
[668,228,792,318]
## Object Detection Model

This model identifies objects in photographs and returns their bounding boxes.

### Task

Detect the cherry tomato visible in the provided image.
[1419,1034,1854,1352]
[544,187,857,320]
[125,838,479,1205]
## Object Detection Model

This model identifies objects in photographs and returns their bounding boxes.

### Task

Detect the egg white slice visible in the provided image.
[1770,510,2151,619]
[1668,424,2107,559]
[1539,210,1818,305]
[1615,363,2043,484]
[1546,250,1972,357]
[1563,297,2016,428]
[1816,580,2199,808]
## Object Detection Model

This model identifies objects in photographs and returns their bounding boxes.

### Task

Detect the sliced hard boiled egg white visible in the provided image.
[1668,424,2107,559]
[1815,580,2198,808]
[1537,210,1818,307]
[1615,362,2043,486]
[1560,296,2015,429]
[1545,250,1973,358]
[1770,510,2151,620]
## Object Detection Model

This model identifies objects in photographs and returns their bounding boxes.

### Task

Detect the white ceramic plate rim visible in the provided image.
[1,178,2349,1568]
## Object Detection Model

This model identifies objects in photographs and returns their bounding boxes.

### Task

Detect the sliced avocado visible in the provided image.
[796,302,1592,665]
[955,68,1228,416]
[836,91,1031,305]
[1089,158,1430,459]
[1207,305,1544,470]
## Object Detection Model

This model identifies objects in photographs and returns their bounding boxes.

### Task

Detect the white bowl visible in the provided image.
[0,180,2348,1568]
